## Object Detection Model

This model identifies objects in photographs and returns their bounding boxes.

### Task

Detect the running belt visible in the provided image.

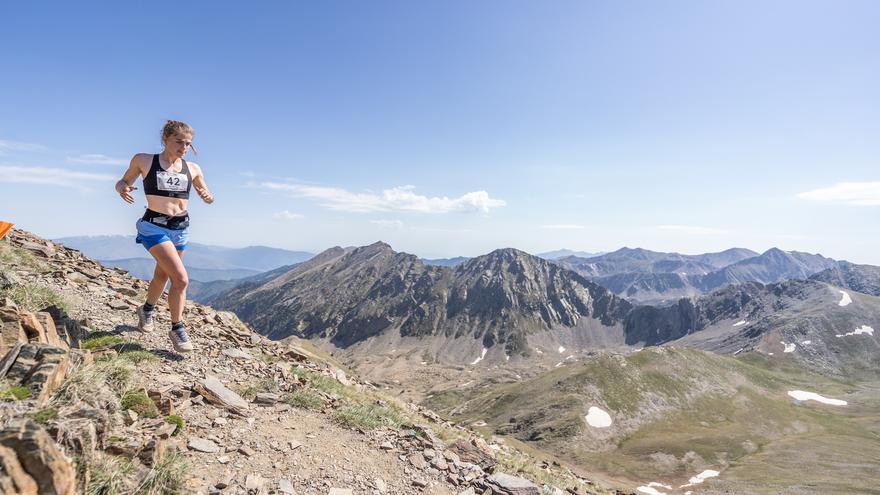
[142,209,190,230]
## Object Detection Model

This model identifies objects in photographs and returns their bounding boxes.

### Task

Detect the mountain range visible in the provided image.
[554,247,840,305]
[208,242,879,377]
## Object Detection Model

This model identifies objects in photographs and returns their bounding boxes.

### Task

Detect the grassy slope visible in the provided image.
[425,348,879,494]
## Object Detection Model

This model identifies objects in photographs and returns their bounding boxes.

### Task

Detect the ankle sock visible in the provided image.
[171,321,185,331]
[143,302,155,313]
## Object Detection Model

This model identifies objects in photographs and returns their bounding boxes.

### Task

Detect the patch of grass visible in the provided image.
[81,335,127,350]
[255,351,281,364]
[138,450,189,494]
[333,402,409,430]
[285,389,325,410]
[119,350,159,365]
[0,241,50,273]
[233,377,281,400]
[0,385,32,401]
[164,415,185,436]
[291,366,347,396]
[54,357,134,411]
[31,407,59,424]
[121,389,159,419]
[0,281,68,313]
[85,453,136,495]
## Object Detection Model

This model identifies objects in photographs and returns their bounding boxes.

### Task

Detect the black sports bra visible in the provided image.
[142,154,192,199]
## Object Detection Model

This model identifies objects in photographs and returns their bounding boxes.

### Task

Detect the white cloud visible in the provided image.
[273,210,304,220]
[66,154,127,166]
[796,182,880,206]
[0,139,47,155]
[658,225,728,235]
[0,165,116,189]
[261,182,506,214]
[370,219,404,229]
[541,224,585,230]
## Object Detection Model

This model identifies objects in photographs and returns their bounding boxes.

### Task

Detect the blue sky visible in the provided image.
[2,1,879,263]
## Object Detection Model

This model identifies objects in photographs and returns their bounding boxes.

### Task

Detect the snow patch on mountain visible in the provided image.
[788,390,847,406]
[836,325,874,338]
[585,406,612,428]
[470,348,488,365]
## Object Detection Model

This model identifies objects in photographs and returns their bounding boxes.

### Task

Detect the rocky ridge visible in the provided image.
[809,260,880,296]
[555,247,839,305]
[212,244,633,358]
[0,229,626,495]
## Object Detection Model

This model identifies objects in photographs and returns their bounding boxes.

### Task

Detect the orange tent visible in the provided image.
[0,222,13,240]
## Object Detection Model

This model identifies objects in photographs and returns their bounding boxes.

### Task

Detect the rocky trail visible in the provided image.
[0,229,622,495]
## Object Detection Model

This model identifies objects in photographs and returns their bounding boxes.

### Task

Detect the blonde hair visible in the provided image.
[161,120,198,155]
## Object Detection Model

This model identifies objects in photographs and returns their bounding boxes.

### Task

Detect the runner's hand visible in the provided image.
[195,185,214,204]
[117,183,137,204]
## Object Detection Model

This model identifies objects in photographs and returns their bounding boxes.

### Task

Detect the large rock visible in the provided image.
[0,419,75,495]
[187,437,220,453]
[18,240,56,258]
[3,344,71,407]
[1,320,27,355]
[449,438,497,472]
[486,473,540,495]
[194,375,249,413]
[0,444,38,495]
[41,306,88,349]
[18,312,48,343]
[35,312,67,349]
[26,346,71,407]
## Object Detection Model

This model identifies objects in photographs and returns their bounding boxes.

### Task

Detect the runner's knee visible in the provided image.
[169,272,189,290]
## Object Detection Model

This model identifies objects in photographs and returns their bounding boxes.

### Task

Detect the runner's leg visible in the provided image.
[146,242,188,323]
[145,263,169,305]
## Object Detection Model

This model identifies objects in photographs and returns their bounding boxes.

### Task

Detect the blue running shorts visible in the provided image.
[135,218,189,251]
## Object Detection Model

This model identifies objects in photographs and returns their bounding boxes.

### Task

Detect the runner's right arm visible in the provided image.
[116,155,144,204]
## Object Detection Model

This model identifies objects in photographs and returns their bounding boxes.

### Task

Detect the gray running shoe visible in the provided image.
[137,305,155,332]
[168,325,194,353]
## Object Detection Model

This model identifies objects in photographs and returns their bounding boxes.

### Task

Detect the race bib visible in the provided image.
[156,171,189,192]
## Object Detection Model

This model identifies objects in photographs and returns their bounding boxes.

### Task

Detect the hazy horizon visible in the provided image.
[45,231,865,266]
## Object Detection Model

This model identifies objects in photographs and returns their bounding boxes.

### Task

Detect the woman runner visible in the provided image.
[115,120,214,352]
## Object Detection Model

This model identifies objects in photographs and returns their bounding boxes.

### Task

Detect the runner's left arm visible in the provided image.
[191,163,214,204]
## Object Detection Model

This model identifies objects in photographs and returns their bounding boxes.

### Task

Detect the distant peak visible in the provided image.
[762,247,789,256]
[485,247,533,259]
[349,241,395,257]
[366,240,393,250]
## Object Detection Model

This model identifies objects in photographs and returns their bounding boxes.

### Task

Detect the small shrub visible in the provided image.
[121,389,159,418]
[0,385,32,401]
[31,407,58,424]
[285,389,325,410]
[164,415,185,436]
[333,402,408,430]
